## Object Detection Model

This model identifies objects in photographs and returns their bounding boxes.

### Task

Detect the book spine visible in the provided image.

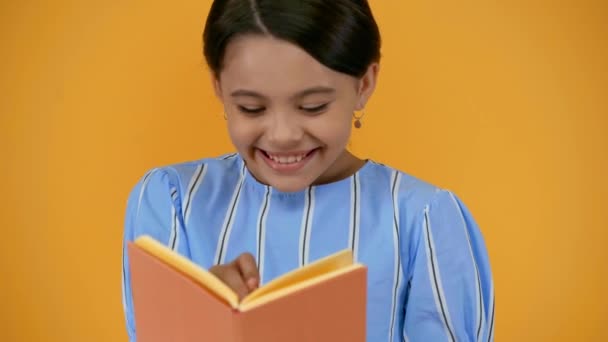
[232,310,246,342]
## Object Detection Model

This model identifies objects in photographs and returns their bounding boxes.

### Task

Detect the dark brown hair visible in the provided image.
[203,0,381,78]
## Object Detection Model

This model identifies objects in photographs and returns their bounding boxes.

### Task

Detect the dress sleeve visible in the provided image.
[120,168,185,341]
[403,190,494,342]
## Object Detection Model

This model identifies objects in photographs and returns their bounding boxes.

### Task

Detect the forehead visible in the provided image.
[219,35,354,95]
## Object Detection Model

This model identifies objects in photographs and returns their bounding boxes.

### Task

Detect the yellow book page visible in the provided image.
[239,264,363,312]
[133,235,240,309]
[239,249,354,310]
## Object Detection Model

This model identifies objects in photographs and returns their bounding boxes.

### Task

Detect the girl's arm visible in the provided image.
[403,190,494,342]
[121,168,186,342]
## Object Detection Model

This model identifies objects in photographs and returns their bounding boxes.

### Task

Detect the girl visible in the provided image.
[122,0,494,341]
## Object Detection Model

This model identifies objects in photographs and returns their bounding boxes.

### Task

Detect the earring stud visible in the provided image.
[353,110,365,128]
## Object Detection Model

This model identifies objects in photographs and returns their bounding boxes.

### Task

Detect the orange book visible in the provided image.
[127,235,367,342]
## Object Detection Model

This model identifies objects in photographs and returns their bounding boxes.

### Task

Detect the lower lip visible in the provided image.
[258,149,317,173]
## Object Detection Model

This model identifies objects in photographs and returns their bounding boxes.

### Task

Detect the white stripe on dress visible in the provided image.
[134,168,157,224]
[171,165,206,250]
[256,186,271,285]
[124,168,157,316]
[214,165,246,265]
[389,171,402,342]
[348,174,361,261]
[424,206,456,342]
[487,289,495,341]
[182,164,207,226]
[448,192,485,341]
[168,187,179,250]
[220,153,238,160]
[299,187,314,266]
[121,248,128,314]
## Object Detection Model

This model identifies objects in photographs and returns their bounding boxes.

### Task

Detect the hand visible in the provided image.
[209,253,260,300]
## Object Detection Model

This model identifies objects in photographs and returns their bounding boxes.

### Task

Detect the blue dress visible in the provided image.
[122,153,494,341]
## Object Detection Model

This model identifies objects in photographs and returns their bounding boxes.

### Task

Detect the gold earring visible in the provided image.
[353,110,366,128]
[223,112,227,120]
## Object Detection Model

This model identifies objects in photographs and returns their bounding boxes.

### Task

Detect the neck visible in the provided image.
[312,150,366,186]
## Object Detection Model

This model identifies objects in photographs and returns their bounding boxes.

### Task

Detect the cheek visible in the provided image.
[227,119,258,149]
[313,113,353,147]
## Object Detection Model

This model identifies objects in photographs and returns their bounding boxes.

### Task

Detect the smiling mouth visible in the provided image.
[258,148,318,171]
[262,149,315,164]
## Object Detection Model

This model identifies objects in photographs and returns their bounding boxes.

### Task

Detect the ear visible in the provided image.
[211,74,223,101]
[355,62,380,111]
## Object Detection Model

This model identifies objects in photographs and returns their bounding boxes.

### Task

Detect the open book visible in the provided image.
[127,235,367,342]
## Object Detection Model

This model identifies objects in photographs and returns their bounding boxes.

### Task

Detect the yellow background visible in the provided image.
[1,0,606,341]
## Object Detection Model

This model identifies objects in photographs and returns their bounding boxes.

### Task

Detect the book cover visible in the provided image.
[127,235,367,342]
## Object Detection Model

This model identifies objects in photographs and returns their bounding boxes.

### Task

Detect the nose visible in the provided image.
[266,111,303,148]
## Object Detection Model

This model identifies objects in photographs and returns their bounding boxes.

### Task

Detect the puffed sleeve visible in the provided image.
[121,168,186,341]
[403,190,494,341]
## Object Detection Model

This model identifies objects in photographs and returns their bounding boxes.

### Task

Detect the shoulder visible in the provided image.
[363,160,446,210]
[127,153,243,202]
[363,160,469,229]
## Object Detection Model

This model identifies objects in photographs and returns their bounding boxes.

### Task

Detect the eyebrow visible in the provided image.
[230,86,336,100]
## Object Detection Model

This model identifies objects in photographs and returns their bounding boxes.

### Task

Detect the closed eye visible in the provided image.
[300,103,329,113]
[237,105,265,114]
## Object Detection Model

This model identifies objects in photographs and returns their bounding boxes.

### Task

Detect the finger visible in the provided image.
[236,253,259,291]
[218,266,250,300]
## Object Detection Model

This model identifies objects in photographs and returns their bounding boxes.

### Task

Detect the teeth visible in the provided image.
[268,153,307,164]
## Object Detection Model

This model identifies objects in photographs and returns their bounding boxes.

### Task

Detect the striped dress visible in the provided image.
[121,153,494,342]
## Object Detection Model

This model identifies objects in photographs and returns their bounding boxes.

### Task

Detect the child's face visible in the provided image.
[214,35,376,192]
